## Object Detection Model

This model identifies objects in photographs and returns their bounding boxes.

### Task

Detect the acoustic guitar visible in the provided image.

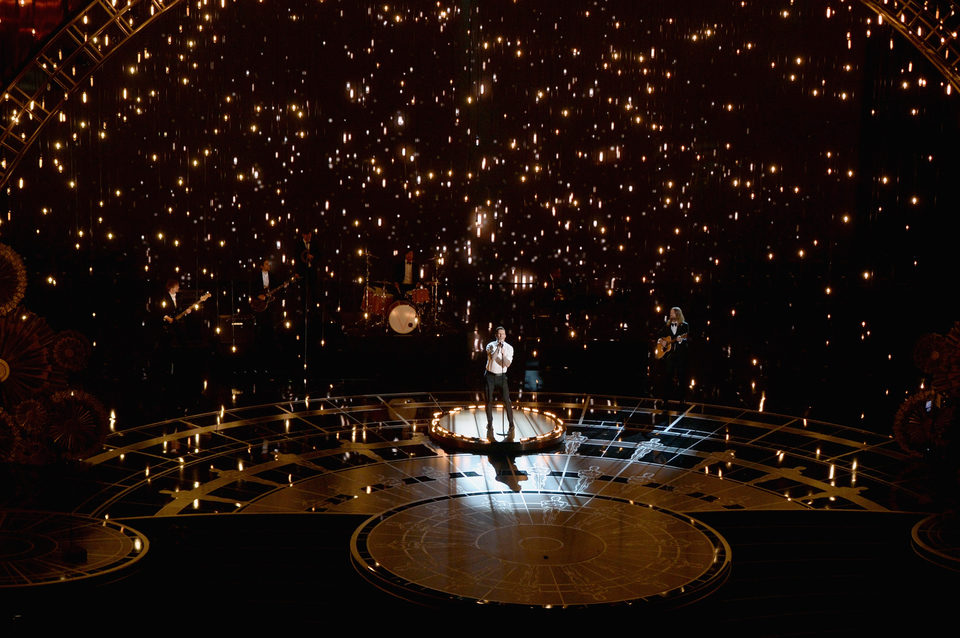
[654,333,687,360]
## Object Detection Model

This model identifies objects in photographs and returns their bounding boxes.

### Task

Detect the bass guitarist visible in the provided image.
[155,278,209,414]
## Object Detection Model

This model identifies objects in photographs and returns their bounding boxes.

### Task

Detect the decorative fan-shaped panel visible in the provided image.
[13,398,48,432]
[0,312,56,407]
[0,407,23,462]
[0,243,27,317]
[913,333,945,375]
[51,329,92,372]
[47,389,108,460]
[931,323,960,398]
[893,390,950,456]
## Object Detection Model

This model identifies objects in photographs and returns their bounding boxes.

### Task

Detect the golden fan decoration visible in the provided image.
[913,333,945,375]
[1,312,54,407]
[51,329,92,372]
[893,390,950,456]
[0,243,27,317]
[15,428,56,465]
[47,389,108,460]
[14,398,49,432]
[931,322,960,398]
[0,312,68,408]
[4,400,52,465]
[0,407,23,462]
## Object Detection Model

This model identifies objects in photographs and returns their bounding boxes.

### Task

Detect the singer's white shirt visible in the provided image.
[485,340,513,374]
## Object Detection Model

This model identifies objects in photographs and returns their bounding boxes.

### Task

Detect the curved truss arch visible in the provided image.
[862,0,960,94]
[0,0,184,190]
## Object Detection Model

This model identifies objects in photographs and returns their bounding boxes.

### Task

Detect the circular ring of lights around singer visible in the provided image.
[429,404,565,453]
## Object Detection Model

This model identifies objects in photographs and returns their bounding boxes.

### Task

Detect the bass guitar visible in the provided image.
[250,275,299,313]
[654,333,686,360]
[164,292,211,324]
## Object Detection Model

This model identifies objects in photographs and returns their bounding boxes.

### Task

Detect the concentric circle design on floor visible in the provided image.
[0,510,148,587]
[351,491,730,607]
[912,512,960,572]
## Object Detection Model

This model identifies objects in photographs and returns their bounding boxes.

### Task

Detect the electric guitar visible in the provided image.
[654,333,687,360]
[164,292,211,324]
[250,275,299,313]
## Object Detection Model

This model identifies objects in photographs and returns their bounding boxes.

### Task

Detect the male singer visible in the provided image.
[484,326,515,437]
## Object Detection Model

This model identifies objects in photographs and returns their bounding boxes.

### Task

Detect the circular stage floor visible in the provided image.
[352,491,729,607]
[0,511,148,588]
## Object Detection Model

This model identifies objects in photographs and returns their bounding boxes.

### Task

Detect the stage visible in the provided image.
[2,392,957,629]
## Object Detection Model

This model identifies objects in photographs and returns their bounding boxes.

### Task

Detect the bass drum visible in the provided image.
[387,301,419,334]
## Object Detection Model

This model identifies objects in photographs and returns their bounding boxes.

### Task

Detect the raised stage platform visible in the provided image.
[428,404,565,452]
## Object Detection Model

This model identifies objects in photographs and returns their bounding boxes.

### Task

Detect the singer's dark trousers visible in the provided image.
[484,371,514,427]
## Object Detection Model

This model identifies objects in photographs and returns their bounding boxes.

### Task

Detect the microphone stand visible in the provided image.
[497,340,506,437]
[302,274,309,394]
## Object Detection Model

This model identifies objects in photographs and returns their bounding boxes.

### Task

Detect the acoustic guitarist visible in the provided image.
[654,306,690,411]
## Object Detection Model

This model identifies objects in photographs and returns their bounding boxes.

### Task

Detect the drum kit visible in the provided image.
[362,281,440,334]
[359,251,445,334]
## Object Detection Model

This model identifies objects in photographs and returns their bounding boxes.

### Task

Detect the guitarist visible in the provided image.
[155,278,198,413]
[251,258,280,370]
[655,306,690,411]
[160,278,181,326]
[253,258,273,303]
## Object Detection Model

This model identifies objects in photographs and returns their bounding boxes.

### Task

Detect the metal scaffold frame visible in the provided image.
[0,0,183,189]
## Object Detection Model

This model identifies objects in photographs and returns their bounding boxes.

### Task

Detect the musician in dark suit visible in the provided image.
[253,258,273,300]
[295,230,318,313]
[153,278,180,377]
[153,277,191,414]
[159,278,180,326]
[251,259,278,370]
[655,306,690,410]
